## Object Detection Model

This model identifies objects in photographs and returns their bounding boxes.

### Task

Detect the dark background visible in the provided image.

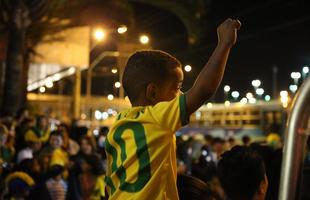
[130,0,310,101]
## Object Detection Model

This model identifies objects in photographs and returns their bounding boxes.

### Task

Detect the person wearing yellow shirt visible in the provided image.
[105,18,241,200]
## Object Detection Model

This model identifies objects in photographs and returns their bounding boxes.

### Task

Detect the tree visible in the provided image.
[0,0,134,117]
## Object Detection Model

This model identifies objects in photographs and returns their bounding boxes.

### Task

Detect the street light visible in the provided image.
[265,95,271,102]
[246,92,253,99]
[93,28,106,41]
[231,91,240,101]
[39,86,46,93]
[290,72,301,85]
[140,35,149,44]
[224,85,230,93]
[107,94,114,101]
[117,25,127,34]
[224,85,230,101]
[251,79,261,88]
[111,67,118,74]
[184,65,192,72]
[280,90,289,108]
[289,84,298,93]
[114,82,121,88]
[45,78,53,88]
[256,88,264,97]
[240,97,247,104]
[302,66,309,79]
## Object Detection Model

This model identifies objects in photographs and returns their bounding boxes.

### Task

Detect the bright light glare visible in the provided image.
[224,85,230,92]
[111,68,118,74]
[53,74,61,81]
[95,110,102,120]
[249,98,256,104]
[280,90,288,97]
[140,35,149,44]
[291,72,301,79]
[102,112,109,120]
[39,86,46,93]
[289,85,298,93]
[231,91,240,98]
[107,94,114,101]
[46,78,53,88]
[256,88,264,95]
[302,66,309,74]
[93,28,106,41]
[184,65,192,72]
[207,103,213,108]
[114,82,121,88]
[224,100,230,106]
[117,25,127,34]
[246,92,253,99]
[240,97,247,104]
[264,95,271,101]
[251,79,261,87]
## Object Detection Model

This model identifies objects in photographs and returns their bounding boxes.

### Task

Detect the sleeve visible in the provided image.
[149,94,189,133]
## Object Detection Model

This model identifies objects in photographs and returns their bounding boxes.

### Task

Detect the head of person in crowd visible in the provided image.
[17,158,41,181]
[79,135,96,155]
[49,130,64,150]
[15,107,30,125]
[45,164,65,181]
[24,130,42,153]
[242,135,251,146]
[4,171,35,199]
[211,137,226,158]
[58,123,70,148]
[81,154,104,175]
[36,115,48,131]
[227,137,236,149]
[218,146,268,200]
[21,117,36,129]
[204,135,214,146]
[97,126,108,149]
[177,174,215,200]
[0,124,9,147]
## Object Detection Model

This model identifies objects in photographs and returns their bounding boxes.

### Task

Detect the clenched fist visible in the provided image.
[217,18,241,48]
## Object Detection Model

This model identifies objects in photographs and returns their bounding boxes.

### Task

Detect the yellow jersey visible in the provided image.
[105,95,188,200]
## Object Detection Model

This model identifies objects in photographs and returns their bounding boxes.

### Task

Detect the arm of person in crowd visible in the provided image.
[185,18,241,115]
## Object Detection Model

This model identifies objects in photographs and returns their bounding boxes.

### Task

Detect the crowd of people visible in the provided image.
[0,108,108,200]
[0,106,287,200]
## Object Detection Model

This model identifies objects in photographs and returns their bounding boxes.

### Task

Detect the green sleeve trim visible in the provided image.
[179,94,189,126]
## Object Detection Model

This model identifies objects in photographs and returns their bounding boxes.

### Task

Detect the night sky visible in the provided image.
[130,0,310,102]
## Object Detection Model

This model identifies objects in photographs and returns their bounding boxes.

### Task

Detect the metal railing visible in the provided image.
[279,76,310,200]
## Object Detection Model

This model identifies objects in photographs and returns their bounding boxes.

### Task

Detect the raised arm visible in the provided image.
[185,18,241,115]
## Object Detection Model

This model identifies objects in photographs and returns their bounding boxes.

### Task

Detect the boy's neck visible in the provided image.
[131,99,154,107]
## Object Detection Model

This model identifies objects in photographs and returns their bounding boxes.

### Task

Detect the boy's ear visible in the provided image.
[146,83,157,104]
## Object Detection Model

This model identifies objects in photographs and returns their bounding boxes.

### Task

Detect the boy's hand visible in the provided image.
[217,18,241,48]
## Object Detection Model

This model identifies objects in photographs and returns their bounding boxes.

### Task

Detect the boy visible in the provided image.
[105,18,241,199]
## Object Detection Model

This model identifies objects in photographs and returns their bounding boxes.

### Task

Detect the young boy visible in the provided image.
[105,18,241,199]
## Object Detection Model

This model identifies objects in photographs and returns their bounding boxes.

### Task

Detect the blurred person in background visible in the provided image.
[0,124,15,165]
[242,135,251,146]
[29,164,67,200]
[67,154,105,200]
[227,137,236,150]
[211,137,226,164]
[177,174,216,200]
[2,171,35,200]
[218,146,268,200]
[58,123,79,156]
[14,117,35,153]
[17,130,42,164]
